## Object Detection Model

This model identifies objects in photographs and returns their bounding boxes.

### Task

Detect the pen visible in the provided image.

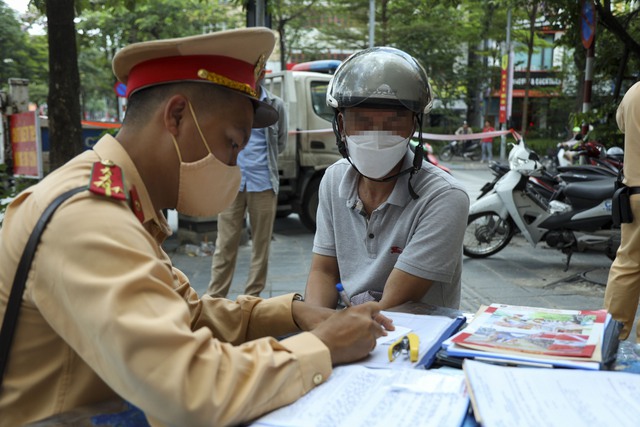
[335,283,352,307]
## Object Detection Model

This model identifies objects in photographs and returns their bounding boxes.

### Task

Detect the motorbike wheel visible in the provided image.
[439,147,454,162]
[463,212,515,258]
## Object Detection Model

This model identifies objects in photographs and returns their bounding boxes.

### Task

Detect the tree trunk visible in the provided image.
[278,20,287,71]
[47,0,82,171]
[466,46,482,128]
[520,3,538,135]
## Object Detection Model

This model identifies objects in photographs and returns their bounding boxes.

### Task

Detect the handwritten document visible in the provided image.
[464,359,640,427]
[251,365,469,427]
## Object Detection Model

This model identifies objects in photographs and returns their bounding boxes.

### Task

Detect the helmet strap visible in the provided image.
[333,112,348,158]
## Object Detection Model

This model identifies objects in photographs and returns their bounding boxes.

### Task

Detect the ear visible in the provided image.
[336,111,345,137]
[163,95,189,137]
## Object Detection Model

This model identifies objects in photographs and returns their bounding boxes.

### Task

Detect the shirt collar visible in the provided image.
[92,135,172,237]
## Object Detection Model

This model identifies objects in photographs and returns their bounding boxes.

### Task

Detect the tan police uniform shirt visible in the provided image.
[619,81,640,188]
[604,81,640,341]
[0,135,331,427]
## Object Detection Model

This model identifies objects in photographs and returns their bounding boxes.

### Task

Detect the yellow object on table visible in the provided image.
[388,333,420,363]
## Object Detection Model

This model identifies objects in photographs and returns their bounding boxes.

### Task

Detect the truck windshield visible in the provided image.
[310,81,333,122]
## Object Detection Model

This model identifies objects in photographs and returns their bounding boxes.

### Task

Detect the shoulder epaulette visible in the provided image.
[88,160,127,201]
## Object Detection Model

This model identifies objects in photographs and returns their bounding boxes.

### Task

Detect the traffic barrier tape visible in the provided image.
[288,128,522,141]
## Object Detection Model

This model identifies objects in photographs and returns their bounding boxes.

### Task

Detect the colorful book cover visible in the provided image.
[451,304,606,362]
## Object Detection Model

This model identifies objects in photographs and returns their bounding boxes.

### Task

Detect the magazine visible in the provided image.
[450,304,606,362]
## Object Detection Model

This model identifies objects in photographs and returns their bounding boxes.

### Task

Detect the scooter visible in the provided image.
[463,139,620,270]
[439,139,481,161]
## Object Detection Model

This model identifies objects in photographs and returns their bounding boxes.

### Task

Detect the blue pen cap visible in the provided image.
[336,283,345,292]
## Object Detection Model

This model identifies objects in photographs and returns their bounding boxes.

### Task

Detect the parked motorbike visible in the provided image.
[463,139,620,270]
[439,139,481,161]
[542,140,623,177]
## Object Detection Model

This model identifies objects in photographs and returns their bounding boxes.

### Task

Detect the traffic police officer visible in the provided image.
[0,28,391,426]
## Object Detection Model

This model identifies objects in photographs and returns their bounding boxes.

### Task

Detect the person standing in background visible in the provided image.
[455,120,472,136]
[207,68,287,298]
[604,81,640,343]
[480,119,495,163]
[455,120,474,152]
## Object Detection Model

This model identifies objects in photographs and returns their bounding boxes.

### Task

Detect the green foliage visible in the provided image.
[71,0,244,120]
[571,104,624,148]
[0,2,48,95]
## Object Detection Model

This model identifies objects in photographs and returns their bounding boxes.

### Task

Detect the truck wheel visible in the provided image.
[300,177,321,232]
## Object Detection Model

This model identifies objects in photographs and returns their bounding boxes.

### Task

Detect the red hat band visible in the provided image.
[125,55,257,98]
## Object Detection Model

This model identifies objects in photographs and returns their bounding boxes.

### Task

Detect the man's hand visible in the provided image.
[310,302,389,365]
[292,301,334,331]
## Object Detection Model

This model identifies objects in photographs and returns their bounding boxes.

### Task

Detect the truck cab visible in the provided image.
[263,63,342,231]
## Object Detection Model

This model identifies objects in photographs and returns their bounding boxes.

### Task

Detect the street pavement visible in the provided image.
[163,156,639,340]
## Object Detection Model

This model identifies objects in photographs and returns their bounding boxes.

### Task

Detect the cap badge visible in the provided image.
[197,68,257,98]
[254,54,266,81]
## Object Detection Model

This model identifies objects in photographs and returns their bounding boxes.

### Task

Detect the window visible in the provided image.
[310,81,333,121]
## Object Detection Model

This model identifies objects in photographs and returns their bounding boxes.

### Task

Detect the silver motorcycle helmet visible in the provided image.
[326,47,433,199]
[606,146,624,161]
[326,47,433,114]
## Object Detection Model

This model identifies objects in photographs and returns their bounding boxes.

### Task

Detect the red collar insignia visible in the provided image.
[88,160,127,201]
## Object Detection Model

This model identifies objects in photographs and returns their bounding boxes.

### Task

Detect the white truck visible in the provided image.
[264,66,342,231]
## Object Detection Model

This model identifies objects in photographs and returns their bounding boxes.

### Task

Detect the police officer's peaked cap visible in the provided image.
[112,27,278,128]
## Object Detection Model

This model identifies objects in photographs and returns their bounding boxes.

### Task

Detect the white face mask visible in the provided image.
[345,131,409,179]
[171,101,241,217]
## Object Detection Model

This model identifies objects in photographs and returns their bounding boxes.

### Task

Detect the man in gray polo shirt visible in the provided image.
[304,47,469,310]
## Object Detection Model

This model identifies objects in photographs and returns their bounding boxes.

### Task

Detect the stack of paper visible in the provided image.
[464,359,640,427]
[252,365,469,427]
[442,304,613,369]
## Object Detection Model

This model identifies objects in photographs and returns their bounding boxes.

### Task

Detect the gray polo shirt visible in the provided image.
[313,150,469,308]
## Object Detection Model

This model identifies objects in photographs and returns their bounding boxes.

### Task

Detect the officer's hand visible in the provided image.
[292,301,334,331]
[311,302,387,365]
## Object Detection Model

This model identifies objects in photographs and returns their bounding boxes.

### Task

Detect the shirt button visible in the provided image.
[313,373,324,385]
[368,233,374,239]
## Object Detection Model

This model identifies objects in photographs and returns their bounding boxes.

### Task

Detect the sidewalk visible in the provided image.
[163,214,312,300]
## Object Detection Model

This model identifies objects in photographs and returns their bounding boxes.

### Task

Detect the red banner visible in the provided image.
[499,54,508,124]
[10,111,43,178]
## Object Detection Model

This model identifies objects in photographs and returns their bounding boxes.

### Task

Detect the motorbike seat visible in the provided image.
[557,165,617,177]
[563,178,616,200]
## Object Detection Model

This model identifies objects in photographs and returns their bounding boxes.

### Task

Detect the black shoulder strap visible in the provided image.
[0,186,86,388]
